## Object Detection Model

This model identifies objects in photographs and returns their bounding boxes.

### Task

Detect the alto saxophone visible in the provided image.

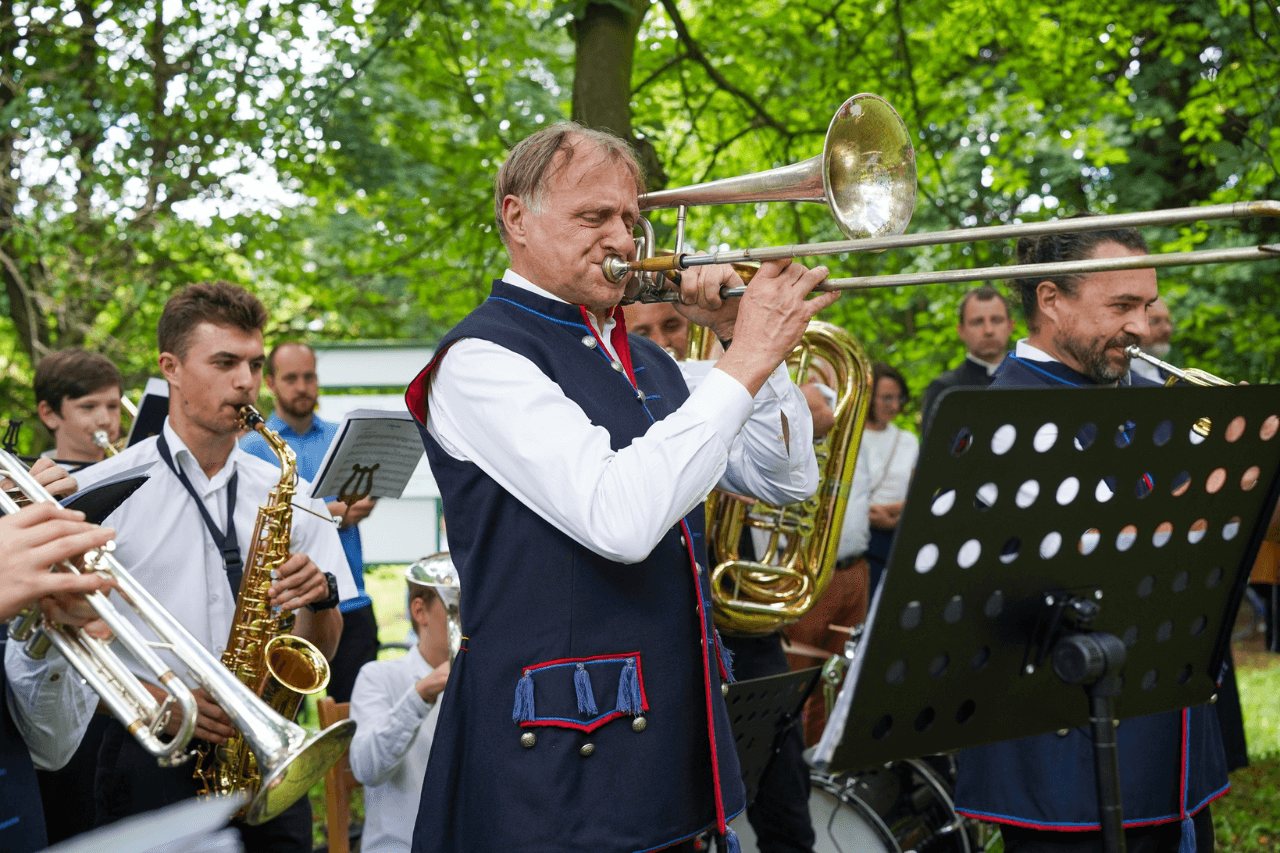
[192,405,354,824]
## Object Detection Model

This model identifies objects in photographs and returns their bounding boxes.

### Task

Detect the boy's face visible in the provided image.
[39,384,122,462]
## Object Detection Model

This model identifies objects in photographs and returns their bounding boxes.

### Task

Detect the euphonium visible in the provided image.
[192,405,354,824]
[699,321,872,634]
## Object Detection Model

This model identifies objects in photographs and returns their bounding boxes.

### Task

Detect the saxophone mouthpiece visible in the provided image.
[238,405,265,431]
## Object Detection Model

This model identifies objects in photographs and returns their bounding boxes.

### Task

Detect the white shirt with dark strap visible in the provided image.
[426,271,820,563]
[54,418,357,687]
[348,647,442,853]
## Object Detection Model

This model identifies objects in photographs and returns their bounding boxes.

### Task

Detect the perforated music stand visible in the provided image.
[813,386,1280,823]
[724,666,824,804]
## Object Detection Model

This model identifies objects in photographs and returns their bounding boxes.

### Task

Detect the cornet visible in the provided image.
[1125,345,1233,387]
[1,449,354,807]
[1,449,199,766]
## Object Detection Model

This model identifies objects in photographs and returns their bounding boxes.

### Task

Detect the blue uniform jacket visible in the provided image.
[952,354,1231,831]
[405,281,745,852]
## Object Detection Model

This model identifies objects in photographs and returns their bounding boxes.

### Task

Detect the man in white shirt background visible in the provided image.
[348,563,454,853]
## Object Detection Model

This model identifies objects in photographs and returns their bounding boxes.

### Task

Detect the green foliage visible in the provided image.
[4,0,1279,450]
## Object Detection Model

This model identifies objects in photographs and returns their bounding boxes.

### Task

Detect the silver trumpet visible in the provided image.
[2,449,353,793]
[92,429,120,457]
[1,449,199,766]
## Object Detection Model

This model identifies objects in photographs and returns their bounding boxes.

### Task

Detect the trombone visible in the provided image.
[606,96,1280,299]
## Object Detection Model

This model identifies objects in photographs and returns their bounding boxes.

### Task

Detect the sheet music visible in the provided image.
[308,409,423,500]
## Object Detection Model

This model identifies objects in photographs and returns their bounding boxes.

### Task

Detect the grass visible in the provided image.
[1214,646,1280,852]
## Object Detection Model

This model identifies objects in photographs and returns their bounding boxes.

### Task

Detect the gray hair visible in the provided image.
[493,122,645,246]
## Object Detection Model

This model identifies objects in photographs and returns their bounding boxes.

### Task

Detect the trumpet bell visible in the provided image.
[638,93,916,240]
[245,719,356,825]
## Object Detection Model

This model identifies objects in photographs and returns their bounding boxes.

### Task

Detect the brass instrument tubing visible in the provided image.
[613,200,1280,279]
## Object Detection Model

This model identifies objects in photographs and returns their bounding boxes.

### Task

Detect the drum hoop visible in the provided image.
[902,758,972,853]
[809,771,902,853]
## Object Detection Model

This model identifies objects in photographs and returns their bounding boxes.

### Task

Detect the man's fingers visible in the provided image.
[31,526,115,569]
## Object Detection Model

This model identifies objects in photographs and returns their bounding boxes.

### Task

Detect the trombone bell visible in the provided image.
[640,94,916,241]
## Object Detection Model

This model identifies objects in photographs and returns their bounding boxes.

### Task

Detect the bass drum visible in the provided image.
[733,758,980,853]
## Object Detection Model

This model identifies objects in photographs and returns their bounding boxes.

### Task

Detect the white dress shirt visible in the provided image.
[4,639,98,770]
[59,418,356,687]
[859,423,919,507]
[348,647,442,853]
[426,271,820,564]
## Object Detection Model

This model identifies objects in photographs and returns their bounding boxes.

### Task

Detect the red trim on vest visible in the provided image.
[519,711,630,733]
[404,341,460,427]
[679,516,728,835]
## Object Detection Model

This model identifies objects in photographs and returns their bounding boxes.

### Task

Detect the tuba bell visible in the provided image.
[699,321,873,634]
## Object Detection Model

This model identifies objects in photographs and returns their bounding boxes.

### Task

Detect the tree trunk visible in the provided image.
[571,0,667,189]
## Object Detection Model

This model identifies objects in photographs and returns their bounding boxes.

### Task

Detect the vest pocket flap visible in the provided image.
[512,652,648,733]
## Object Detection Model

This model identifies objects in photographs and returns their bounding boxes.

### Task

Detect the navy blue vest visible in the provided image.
[406,281,745,852]
[952,353,1230,830]
[0,631,49,853]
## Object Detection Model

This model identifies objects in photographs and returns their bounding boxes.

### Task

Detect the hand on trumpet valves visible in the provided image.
[143,681,236,743]
[0,502,116,623]
[713,257,840,397]
[268,551,331,611]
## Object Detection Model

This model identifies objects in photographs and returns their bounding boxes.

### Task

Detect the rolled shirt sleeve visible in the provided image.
[4,640,97,771]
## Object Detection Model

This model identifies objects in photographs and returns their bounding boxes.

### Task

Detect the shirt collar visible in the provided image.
[266,411,322,438]
[162,417,244,492]
[965,352,1004,376]
[1013,339,1130,386]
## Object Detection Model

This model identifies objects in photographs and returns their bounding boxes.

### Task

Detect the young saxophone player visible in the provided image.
[39,281,357,853]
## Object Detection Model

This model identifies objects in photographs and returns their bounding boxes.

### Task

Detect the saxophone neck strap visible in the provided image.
[156,433,243,595]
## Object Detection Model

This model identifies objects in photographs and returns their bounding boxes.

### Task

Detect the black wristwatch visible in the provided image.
[307,572,340,612]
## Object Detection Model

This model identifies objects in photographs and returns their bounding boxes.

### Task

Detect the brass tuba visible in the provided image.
[191,405,355,824]
[699,321,872,634]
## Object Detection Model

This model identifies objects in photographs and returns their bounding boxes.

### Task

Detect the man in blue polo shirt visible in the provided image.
[241,341,379,702]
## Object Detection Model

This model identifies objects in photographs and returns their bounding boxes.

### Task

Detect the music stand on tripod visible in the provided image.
[813,385,1280,853]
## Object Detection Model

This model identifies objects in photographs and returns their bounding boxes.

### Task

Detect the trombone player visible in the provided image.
[404,122,836,853]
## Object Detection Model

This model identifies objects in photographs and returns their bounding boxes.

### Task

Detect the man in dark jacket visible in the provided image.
[919,286,1013,435]
[951,224,1229,853]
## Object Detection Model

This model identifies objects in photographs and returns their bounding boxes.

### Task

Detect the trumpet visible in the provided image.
[1125,345,1233,387]
[92,429,120,457]
[1,449,354,809]
[1,449,199,766]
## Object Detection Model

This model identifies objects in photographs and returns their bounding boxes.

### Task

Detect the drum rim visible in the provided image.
[809,771,903,853]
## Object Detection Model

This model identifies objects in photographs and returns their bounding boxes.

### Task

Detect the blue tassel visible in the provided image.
[714,629,736,683]
[512,670,535,723]
[617,658,643,714]
[574,663,598,715]
[1178,816,1195,853]
[724,827,741,853]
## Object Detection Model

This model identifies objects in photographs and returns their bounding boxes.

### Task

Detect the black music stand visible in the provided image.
[724,666,824,804]
[813,385,1280,853]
